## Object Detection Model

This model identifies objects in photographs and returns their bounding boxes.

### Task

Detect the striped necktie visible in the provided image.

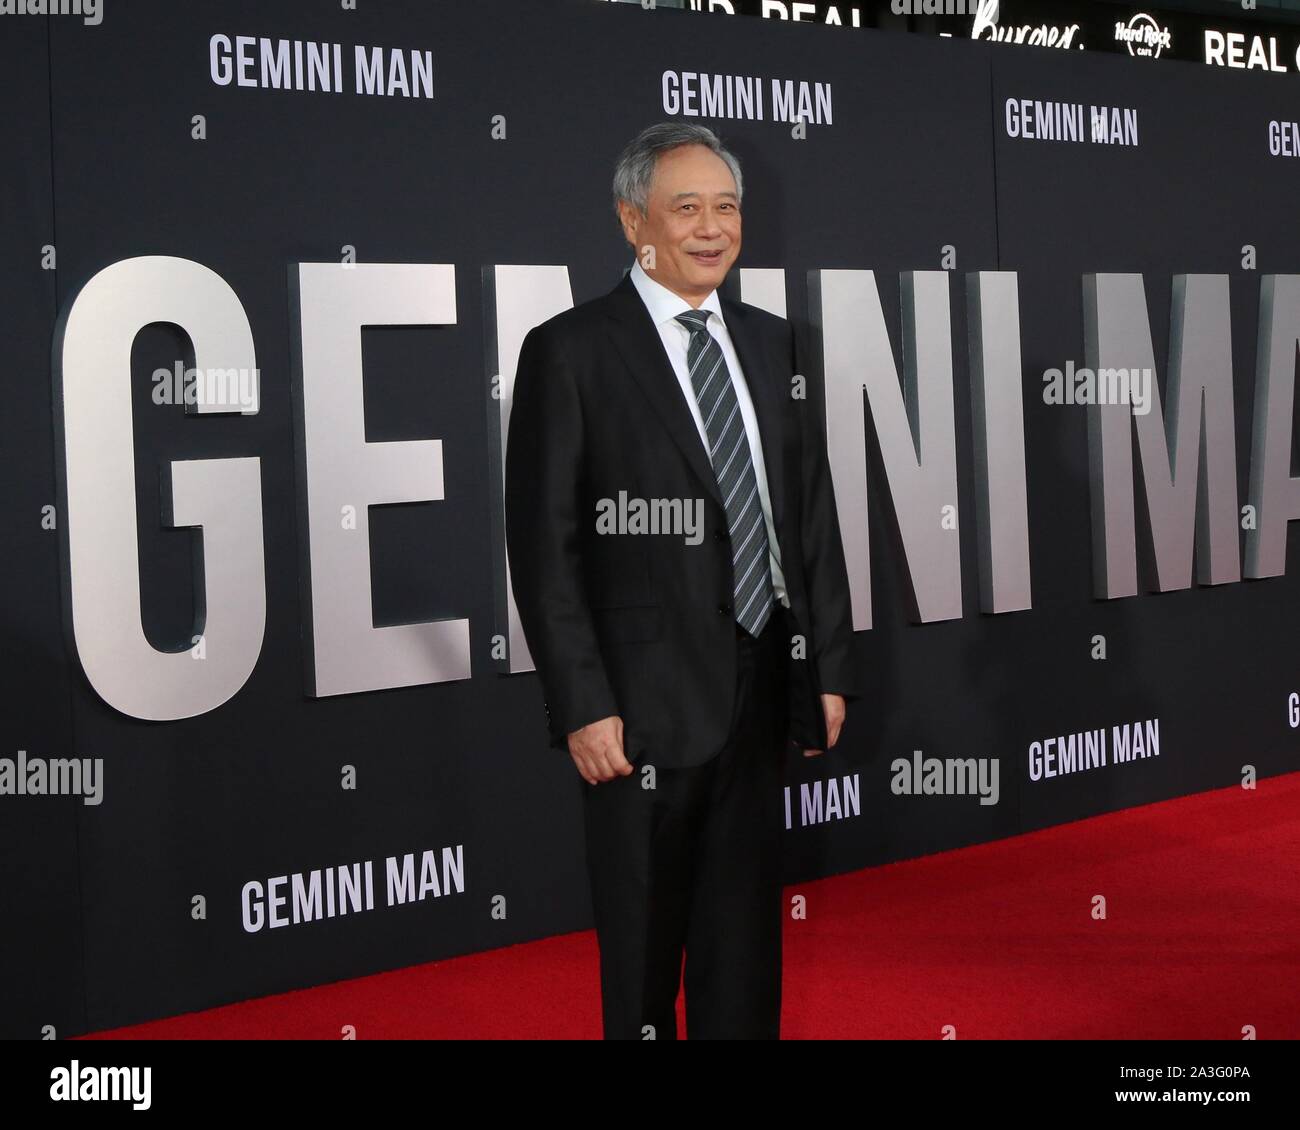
[675,308,775,638]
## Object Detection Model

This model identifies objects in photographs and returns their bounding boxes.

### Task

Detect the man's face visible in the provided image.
[618,143,741,308]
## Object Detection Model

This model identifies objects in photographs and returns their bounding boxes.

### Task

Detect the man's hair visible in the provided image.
[611,122,744,226]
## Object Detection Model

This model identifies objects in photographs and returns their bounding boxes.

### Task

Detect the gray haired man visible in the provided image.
[505,122,860,1039]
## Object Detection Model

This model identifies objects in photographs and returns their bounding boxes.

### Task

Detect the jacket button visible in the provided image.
[713,528,727,541]
[717,602,732,616]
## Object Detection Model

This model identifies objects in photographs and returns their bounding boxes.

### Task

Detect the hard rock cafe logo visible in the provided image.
[1114,12,1172,59]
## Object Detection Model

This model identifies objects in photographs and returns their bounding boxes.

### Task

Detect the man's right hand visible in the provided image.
[567,715,634,785]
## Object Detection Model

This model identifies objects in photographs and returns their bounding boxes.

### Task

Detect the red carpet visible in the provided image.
[81,774,1300,1039]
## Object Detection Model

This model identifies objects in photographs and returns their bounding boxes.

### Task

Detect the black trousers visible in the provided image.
[582,609,790,1040]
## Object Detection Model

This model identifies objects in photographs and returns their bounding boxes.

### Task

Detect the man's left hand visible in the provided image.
[802,693,846,758]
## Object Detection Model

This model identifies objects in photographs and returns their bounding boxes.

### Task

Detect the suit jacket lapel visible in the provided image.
[602,271,786,535]
[604,272,723,510]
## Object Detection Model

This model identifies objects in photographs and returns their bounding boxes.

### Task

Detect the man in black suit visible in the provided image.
[504,122,859,1039]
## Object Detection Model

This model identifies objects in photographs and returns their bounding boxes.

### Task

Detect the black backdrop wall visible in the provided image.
[2,0,1298,1038]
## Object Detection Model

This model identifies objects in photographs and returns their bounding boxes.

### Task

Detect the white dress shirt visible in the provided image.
[629,259,789,609]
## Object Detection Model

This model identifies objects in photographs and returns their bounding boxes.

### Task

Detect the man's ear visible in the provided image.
[616,200,641,247]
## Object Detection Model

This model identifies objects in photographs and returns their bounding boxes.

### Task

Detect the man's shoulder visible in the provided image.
[722,293,795,350]
[729,297,789,329]
[523,276,795,356]
[527,278,623,344]
[518,295,617,371]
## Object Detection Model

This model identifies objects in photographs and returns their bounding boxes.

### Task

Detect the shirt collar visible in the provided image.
[630,259,725,332]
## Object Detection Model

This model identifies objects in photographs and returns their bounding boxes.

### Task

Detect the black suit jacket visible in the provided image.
[504,269,860,769]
